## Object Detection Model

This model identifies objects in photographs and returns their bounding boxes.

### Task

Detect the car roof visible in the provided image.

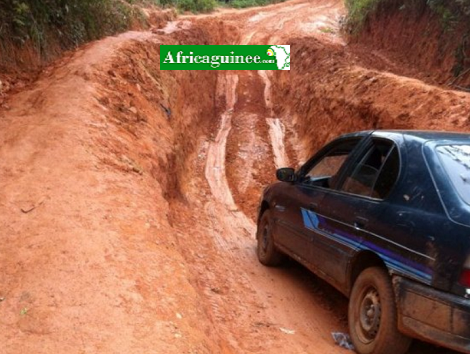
[338,130,470,143]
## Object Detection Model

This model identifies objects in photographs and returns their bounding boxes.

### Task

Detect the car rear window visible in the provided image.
[436,145,470,205]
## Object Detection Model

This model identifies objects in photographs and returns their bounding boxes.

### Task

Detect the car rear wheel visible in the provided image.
[256,210,284,266]
[348,267,411,354]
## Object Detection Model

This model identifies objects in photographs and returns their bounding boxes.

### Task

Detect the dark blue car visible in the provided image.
[256,130,470,354]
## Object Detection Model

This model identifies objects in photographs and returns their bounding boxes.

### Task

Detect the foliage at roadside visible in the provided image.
[0,0,217,64]
[345,0,470,88]
[345,0,470,33]
[1,0,146,52]
[176,0,217,13]
[0,0,154,71]
[226,0,285,9]
[344,0,381,32]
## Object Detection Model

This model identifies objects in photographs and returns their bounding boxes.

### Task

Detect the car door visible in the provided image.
[314,137,401,289]
[274,136,366,268]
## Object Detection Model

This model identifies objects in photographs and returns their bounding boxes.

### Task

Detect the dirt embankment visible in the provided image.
[0,20,233,354]
[272,34,470,160]
[0,8,176,110]
[348,1,470,90]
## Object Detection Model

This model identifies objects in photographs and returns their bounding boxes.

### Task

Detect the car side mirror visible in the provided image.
[276,168,297,182]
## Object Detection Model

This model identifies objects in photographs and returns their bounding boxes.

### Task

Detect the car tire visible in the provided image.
[348,267,411,354]
[256,210,284,266]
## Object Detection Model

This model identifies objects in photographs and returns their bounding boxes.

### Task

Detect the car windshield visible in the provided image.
[436,145,470,205]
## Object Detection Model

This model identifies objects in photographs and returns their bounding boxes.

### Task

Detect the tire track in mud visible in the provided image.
[258,69,289,169]
[205,73,239,211]
[200,38,272,354]
[251,1,343,169]
[266,118,288,169]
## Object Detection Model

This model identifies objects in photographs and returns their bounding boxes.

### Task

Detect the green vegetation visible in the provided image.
[0,0,149,61]
[429,0,470,17]
[345,0,381,32]
[345,0,470,33]
[20,307,28,316]
[177,0,217,13]
[319,26,336,34]
[427,0,459,30]
[226,0,285,9]
[345,0,470,85]
[0,0,218,68]
[0,0,284,60]
[4,1,138,48]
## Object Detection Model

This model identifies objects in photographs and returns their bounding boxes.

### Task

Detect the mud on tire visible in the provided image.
[348,267,411,354]
[256,210,284,266]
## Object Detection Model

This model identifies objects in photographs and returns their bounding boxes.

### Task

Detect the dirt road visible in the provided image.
[173,3,352,353]
[0,1,464,353]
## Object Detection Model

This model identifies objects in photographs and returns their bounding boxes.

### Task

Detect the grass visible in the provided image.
[0,0,219,71]
[427,0,460,31]
[177,0,217,13]
[227,0,285,9]
[344,0,470,87]
[345,0,381,33]
[345,0,470,34]
[1,1,144,55]
[0,0,217,63]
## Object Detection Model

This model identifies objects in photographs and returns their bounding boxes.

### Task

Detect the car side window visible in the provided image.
[341,140,399,199]
[302,139,360,188]
[306,155,348,179]
[374,147,400,199]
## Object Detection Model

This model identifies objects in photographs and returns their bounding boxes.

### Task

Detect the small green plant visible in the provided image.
[427,0,459,31]
[345,0,381,32]
[319,26,335,34]
[20,307,28,316]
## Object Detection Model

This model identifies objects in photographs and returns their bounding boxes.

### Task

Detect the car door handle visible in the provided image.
[354,217,368,229]
[308,203,318,211]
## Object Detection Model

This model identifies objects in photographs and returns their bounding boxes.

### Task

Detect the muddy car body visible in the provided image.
[257,130,470,354]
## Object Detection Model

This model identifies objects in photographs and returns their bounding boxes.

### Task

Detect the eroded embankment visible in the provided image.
[349,1,470,90]
[272,36,470,159]
[0,21,232,354]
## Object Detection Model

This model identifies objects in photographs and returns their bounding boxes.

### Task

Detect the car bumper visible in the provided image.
[393,276,470,353]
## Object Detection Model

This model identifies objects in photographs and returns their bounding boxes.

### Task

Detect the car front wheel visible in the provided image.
[256,210,284,266]
[348,267,411,354]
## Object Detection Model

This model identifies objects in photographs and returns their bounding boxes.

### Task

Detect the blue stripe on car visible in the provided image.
[301,208,433,284]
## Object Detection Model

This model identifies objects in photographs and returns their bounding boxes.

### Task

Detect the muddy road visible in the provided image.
[0,1,465,353]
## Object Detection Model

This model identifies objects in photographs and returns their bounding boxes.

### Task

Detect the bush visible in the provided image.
[228,0,284,9]
[0,0,141,53]
[345,0,382,32]
[345,0,470,34]
[429,0,470,16]
[177,0,217,13]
